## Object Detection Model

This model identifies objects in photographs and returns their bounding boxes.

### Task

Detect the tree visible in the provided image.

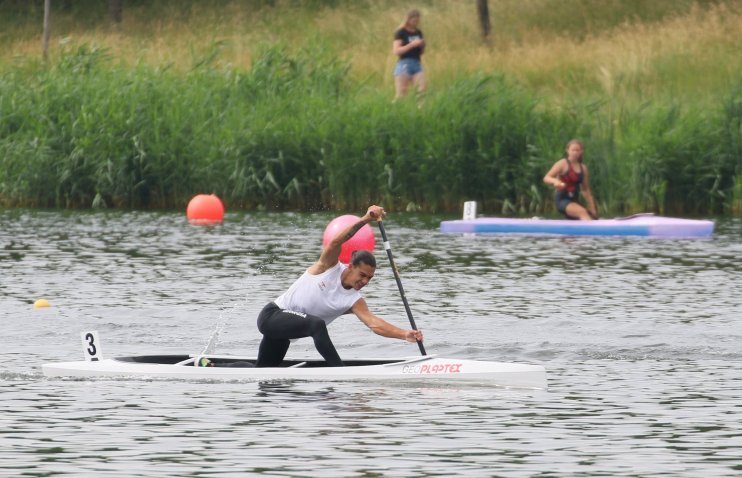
[477,0,491,41]
[42,0,50,60]
[109,0,122,24]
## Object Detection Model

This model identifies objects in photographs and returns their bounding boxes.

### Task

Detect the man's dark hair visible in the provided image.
[351,250,376,267]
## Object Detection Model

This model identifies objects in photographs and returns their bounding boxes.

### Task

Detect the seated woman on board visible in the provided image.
[543,139,598,220]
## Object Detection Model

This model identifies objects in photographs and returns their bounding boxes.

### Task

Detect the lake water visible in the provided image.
[1,210,740,477]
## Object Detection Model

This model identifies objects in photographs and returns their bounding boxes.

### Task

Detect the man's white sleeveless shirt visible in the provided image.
[274,262,362,325]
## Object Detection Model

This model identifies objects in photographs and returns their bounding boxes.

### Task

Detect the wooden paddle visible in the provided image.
[377,220,426,356]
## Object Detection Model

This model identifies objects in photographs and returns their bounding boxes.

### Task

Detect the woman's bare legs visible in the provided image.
[565,202,594,220]
[395,75,412,100]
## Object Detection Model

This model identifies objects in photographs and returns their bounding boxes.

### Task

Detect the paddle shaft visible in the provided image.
[377,221,426,356]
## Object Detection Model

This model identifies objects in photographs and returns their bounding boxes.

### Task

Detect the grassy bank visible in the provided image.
[0,0,741,214]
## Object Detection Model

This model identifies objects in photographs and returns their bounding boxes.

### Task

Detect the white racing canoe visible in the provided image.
[42,355,547,389]
[41,332,547,389]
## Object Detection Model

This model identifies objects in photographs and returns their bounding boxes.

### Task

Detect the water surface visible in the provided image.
[1,211,740,477]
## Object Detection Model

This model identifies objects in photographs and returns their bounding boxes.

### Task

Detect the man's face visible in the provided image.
[346,263,376,290]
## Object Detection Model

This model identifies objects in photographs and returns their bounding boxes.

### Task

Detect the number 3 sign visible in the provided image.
[80,331,103,361]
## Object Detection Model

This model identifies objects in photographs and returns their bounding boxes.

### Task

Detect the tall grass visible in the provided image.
[1,43,739,213]
[2,0,740,102]
[0,0,740,213]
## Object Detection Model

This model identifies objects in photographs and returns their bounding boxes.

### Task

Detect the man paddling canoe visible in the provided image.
[255,205,424,367]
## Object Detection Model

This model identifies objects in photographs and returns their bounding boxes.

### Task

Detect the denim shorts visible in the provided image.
[555,190,578,215]
[394,58,423,77]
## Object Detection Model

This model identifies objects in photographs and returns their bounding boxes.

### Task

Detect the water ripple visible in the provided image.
[1,211,741,477]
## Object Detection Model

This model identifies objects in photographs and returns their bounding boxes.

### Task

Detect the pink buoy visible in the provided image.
[187,194,224,225]
[323,215,376,264]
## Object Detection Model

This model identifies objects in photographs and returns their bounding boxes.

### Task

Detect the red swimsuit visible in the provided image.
[559,159,583,196]
[555,159,584,215]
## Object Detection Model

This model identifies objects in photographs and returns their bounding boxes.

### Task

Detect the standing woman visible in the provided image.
[544,139,598,220]
[393,9,426,101]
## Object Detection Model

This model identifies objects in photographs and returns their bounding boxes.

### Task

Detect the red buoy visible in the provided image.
[322,215,376,264]
[187,194,224,225]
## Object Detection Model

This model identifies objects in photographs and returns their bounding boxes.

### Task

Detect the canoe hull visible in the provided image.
[42,355,548,390]
[440,215,714,238]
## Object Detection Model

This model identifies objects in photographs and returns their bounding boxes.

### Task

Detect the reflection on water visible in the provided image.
[0,211,741,477]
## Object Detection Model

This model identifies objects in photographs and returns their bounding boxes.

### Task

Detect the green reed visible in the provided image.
[1,41,740,214]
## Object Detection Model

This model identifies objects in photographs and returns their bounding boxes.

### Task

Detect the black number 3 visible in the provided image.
[85,333,97,356]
